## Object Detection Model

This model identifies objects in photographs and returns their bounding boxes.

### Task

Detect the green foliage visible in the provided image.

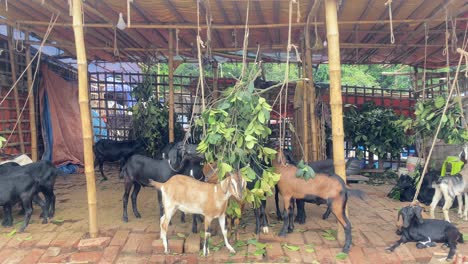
[335,252,348,260]
[0,136,5,148]
[397,96,468,148]
[196,64,280,217]
[131,71,184,157]
[295,160,316,180]
[344,102,409,159]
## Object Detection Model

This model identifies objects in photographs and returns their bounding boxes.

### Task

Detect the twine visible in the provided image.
[385,0,395,44]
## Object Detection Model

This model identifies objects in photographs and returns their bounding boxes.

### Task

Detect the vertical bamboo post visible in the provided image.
[301,40,309,162]
[25,33,38,161]
[212,61,219,101]
[168,29,175,143]
[7,26,26,154]
[72,0,98,238]
[305,26,318,161]
[325,0,346,243]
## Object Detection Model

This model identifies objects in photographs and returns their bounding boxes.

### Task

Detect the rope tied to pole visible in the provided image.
[113,27,119,57]
[14,25,24,53]
[385,0,395,44]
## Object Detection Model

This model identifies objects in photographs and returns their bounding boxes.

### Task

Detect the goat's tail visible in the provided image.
[148,179,163,190]
[458,232,465,243]
[346,188,366,200]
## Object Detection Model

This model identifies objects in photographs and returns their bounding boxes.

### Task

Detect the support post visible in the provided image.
[305,25,319,161]
[25,33,38,161]
[300,41,309,162]
[7,26,25,154]
[72,0,98,238]
[212,61,219,101]
[325,0,346,242]
[168,29,175,143]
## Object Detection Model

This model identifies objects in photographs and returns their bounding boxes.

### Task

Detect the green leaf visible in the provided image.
[283,244,300,251]
[51,219,65,224]
[254,248,266,256]
[176,233,185,238]
[23,235,33,241]
[336,252,348,260]
[434,96,445,109]
[305,248,315,253]
[463,234,468,241]
[6,229,17,237]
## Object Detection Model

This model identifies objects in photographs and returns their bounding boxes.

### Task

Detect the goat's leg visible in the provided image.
[386,237,407,252]
[191,214,198,233]
[445,228,459,260]
[98,160,107,181]
[203,217,213,256]
[160,205,176,254]
[288,198,295,233]
[457,194,463,219]
[122,180,133,222]
[219,213,235,253]
[294,199,306,224]
[332,198,353,254]
[157,190,164,218]
[442,196,454,223]
[278,196,292,237]
[260,200,269,234]
[463,193,468,221]
[254,207,261,235]
[323,201,332,220]
[2,205,13,227]
[19,197,33,232]
[275,185,282,220]
[180,212,186,223]
[430,186,442,219]
[131,182,142,218]
[40,189,55,224]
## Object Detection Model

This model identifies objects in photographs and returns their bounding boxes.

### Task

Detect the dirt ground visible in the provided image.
[0,165,467,263]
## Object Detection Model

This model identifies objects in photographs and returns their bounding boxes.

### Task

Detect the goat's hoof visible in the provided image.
[134,212,141,218]
[278,232,286,237]
[122,216,128,223]
[287,228,294,233]
[385,247,394,253]
[191,228,198,234]
[41,218,48,224]
[262,226,269,234]
[1,221,12,227]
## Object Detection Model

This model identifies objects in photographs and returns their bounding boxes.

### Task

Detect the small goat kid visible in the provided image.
[148,173,246,256]
[430,164,468,222]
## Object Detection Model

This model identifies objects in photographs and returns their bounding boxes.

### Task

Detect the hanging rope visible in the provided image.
[195,0,207,136]
[113,27,120,57]
[14,26,24,52]
[295,0,301,23]
[443,7,450,84]
[68,0,72,16]
[3,14,59,149]
[412,38,468,203]
[175,28,180,57]
[203,0,213,59]
[4,0,8,11]
[385,0,395,44]
[127,0,133,28]
[421,23,428,100]
[239,0,250,80]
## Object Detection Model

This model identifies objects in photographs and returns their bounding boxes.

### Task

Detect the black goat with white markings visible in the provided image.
[387,205,464,261]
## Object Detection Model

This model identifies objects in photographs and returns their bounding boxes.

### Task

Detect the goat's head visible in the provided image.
[227,173,246,201]
[396,175,415,190]
[399,205,424,228]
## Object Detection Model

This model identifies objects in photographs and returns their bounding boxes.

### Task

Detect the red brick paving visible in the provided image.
[1,169,468,263]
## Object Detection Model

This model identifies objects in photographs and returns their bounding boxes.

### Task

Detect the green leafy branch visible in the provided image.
[196,64,280,217]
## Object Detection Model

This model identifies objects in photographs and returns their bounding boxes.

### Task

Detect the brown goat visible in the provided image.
[274,150,365,253]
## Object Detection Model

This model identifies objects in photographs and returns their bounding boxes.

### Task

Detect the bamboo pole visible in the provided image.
[301,42,309,163]
[7,26,26,154]
[21,41,452,52]
[72,0,98,238]
[168,29,175,143]
[212,61,219,101]
[304,26,318,162]
[17,17,468,29]
[25,33,37,161]
[325,0,346,243]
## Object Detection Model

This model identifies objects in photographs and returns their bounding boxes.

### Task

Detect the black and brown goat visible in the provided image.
[273,150,365,253]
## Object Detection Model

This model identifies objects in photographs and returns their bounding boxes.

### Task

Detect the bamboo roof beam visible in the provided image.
[163,0,198,44]
[17,17,468,29]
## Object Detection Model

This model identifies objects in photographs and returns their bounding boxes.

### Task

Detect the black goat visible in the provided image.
[386,205,464,261]
[120,149,204,233]
[0,160,58,231]
[388,171,441,205]
[93,139,145,181]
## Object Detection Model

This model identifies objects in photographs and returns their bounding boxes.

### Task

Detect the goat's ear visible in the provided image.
[414,206,424,224]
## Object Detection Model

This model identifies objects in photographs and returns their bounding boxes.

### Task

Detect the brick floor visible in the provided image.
[1,169,467,263]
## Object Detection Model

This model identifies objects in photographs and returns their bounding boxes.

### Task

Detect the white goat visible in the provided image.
[430,164,468,222]
[149,172,246,256]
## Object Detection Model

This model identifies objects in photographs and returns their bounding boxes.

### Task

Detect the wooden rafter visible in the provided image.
[253,1,274,46]
[199,1,225,49]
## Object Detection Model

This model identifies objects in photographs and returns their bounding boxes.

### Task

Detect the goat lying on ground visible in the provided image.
[430,164,468,222]
[120,149,204,233]
[387,205,464,261]
[0,160,59,231]
[148,173,246,256]
[274,150,365,253]
[93,139,145,181]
